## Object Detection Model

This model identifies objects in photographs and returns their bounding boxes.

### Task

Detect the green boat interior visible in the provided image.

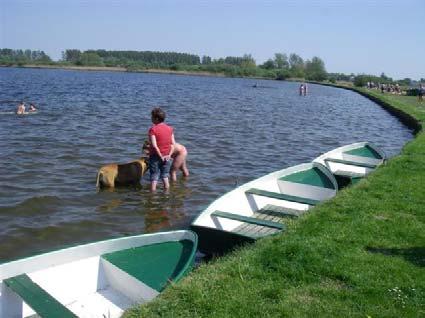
[344,145,382,159]
[103,240,195,292]
[278,167,335,189]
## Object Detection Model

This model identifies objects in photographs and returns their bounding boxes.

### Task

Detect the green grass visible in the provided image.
[124,90,425,318]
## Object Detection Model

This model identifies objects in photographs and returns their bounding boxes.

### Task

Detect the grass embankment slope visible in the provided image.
[125,89,425,318]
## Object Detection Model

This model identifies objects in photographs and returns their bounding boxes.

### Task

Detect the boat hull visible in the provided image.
[190,225,256,255]
[192,162,337,255]
[313,142,386,188]
[0,230,197,318]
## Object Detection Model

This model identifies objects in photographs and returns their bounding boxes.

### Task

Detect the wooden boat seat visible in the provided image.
[324,157,378,169]
[4,274,77,318]
[211,211,285,230]
[258,204,306,218]
[245,188,319,206]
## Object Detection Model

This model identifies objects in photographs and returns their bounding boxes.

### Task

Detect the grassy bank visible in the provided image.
[125,88,424,317]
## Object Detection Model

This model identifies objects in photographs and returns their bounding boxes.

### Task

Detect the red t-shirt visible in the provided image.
[148,123,173,156]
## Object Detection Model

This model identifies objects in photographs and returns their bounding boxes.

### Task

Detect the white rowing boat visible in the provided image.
[313,142,386,187]
[191,162,338,255]
[0,230,197,318]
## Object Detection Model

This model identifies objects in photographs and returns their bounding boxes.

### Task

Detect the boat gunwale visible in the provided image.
[0,230,198,282]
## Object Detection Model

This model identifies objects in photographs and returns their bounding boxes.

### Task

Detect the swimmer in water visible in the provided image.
[16,102,26,115]
[29,103,37,112]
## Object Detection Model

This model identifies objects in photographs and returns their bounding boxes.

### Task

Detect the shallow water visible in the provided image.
[0,67,413,262]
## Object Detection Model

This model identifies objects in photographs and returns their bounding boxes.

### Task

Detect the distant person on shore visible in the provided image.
[29,103,37,112]
[16,102,25,115]
[147,107,175,191]
[170,143,189,182]
[419,84,424,102]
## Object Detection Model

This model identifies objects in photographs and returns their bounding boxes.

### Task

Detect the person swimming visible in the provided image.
[16,102,26,115]
[29,103,37,112]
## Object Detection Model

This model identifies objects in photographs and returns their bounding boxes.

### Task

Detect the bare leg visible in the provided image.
[170,169,177,182]
[171,153,185,181]
[181,161,189,177]
[163,177,170,190]
[150,181,157,192]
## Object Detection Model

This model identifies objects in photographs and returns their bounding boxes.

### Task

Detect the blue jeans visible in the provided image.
[149,154,171,181]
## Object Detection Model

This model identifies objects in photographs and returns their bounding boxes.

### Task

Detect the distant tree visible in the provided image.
[64,49,82,63]
[240,54,256,68]
[79,52,103,66]
[327,73,351,82]
[260,59,276,70]
[276,69,291,80]
[420,78,425,83]
[24,49,32,60]
[305,56,327,81]
[201,55,212,65]
[274,53,289,69]
[354,75,368,87]
[353,74,390,87]
[289,53,305,77]
[397,78,412,86]
[380,72,392,82]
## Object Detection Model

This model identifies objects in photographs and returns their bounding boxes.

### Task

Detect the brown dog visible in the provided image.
[96,157,148,188]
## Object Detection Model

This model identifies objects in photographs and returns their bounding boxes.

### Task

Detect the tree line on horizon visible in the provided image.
[1,48,422,84]
[0,48,327,81]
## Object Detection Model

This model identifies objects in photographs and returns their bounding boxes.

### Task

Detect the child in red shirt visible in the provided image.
[148,107,175,191]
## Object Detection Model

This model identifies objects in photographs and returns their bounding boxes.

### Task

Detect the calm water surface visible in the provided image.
[0,68,413,262]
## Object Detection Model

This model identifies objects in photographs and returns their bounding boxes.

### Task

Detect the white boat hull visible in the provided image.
[0,230,197,318]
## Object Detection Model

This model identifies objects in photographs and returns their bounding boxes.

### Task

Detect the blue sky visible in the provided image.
[1,0,424,79]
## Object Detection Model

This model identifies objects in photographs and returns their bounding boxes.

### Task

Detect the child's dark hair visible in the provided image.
[151,107,166,123]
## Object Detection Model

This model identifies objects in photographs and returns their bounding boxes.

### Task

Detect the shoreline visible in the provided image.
[125,85,424,317]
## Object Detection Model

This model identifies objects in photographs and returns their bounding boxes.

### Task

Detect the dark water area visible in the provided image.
[0,67,413,262]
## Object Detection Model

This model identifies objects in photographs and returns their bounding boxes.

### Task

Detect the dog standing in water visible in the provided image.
[96,157,148,188]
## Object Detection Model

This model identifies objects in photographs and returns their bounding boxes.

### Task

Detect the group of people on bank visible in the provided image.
[144,107,189,191]
[366,81,424,102]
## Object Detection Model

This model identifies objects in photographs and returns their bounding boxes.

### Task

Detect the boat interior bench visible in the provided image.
[4,274,77,318]
[211,211,285,230]
[258,204,305,218]
[245,188,319,206]
[324,157,378,169]
[211,210,286,240]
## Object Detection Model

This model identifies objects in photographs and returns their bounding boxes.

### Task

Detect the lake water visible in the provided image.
[0,67,413,262]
